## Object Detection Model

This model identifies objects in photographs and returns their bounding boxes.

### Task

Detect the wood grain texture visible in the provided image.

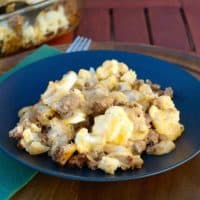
[0,42,198,199]
[149,7,191,51]
[113,8,149,43]
[182,2,200,52]
[12,156,200,200]
[84,0,181,8]
[78,8,110,41]
[181,0,200,7]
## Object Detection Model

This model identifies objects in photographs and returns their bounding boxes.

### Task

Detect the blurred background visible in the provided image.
[0,0,199,56]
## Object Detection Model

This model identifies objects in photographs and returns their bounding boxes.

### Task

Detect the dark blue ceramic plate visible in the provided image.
[0,50,200,182]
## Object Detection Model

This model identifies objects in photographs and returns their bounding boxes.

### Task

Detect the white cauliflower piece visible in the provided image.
[120,70,137,85]
[146,140,175,155]
[118,82,132,91]
[63,110,86,124]
[41,71,77,106]
[139,83,156,100]
[96,60,129,80]
[22,22,38,46]
[110,91,128,104]
[92,106,134,145]
[149,105,184,141]
[98,156,121,175]
[100,75,118,90]
[76,68,97,87]
[154,95,175,110]
[19,125,49,155]
[123,90,141,101]
[75,128,105,153]
[48,118,75,148]
[36,6,69,38]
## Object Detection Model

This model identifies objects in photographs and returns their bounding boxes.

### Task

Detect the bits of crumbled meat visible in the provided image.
[83,86,112,115]
[33,104,54,124]
[52,144,76,166]
[133,79,144,90]
[146,79,174,98]
[39,131,49,144]
[164,87,173,98]
[52,147,64,163]
[146,79,161,91]
[146,130,159,145]
[53,93,83,115]
[119,155,143,169]
[68,153,87,168]
[131,140,147,154]
[145,113,152,128]
[86,152,105,170]
[74,119,90,132]
[92,96,114,115]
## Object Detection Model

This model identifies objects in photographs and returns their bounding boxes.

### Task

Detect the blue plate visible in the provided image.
[0,50,200,182]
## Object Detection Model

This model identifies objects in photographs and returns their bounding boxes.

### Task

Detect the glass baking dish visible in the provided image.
[0,0,81,56]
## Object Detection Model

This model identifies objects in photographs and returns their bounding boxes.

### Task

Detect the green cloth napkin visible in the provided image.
[0,45,62,200]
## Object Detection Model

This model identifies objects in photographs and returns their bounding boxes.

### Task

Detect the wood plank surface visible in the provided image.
[0,42,199,200]
[182,1,200,53]
[149,7,191,51]
[181,0,200,7]
[113,8,149,43]
[13,155,199,200]
[84,0,181,8]
[78,8,111,41]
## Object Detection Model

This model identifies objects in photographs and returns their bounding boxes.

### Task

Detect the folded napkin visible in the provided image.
[0,45,62,200]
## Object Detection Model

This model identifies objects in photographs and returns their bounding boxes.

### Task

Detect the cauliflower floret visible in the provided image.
[146,140,175,155]
[22,22,38,46]
[110,91,128,104]
[96,60,120,80]
[19,125,49,155]
[41,71,77,106]
[123,90,141,102]
[118,82,132,91]
[100,75,118,90]
[18,106,34,121]
[98,156,121,174]
[139,83,156,100]
[104,144,132,155]
[118,62,129,74]
[48,118,75,146]
[75,128,105,153]
[149,105,184,141]
[120,70,137,85]
[96,60,129,80]
[76,68,97,88]
[23,140,49,155]
[153,95,175,110]
[36,6,69,38]
[78,69,91,79]
[92,106,134,145]
[63,110,86,124]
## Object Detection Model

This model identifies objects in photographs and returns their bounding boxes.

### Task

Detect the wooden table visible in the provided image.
[78,0,200,55]
[0,42,199,200]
